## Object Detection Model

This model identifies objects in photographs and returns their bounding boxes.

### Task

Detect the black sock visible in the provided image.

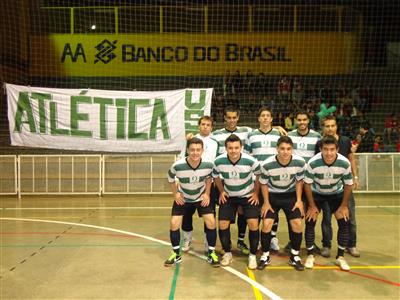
[290,232,302,258]
[182,213,194,232]
[219,228,231,253]
[170,229,180,254]
[261,231,272,253]
[248,229,260,255]
[205,227,217,249]
[271,217,279,238]
[305,220,316,255]
[337,218,349,258]
[237,214,247,242]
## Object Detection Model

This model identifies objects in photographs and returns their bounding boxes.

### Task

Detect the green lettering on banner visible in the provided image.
[31,93,52,133]
[128,99,149,140]
[115,98,127,139]
[149,99,170,140]
[50,102,70,135]
[70,96,92,137]
[184,90,206,134]
[14,92,37,133]
[93,97,113,139]
[184,90,206,109]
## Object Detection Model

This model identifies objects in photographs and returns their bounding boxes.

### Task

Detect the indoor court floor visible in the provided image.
[0,193,399,300]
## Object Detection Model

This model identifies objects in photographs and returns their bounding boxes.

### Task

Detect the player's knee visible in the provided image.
[262,218,274,232]
[290,218,302,232]
[247,218,259,230]
[219,220,230,230]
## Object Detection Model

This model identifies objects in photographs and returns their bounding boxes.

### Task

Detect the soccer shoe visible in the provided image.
[288,256,305,271]
[270,237,280,251]
[207,251,220,267]
[221,252,233,267]
[304,255,315,269]
[320,247,331,258]
[335,256,351,271]
[164,252,182,267]
[237,241,250,255]
[257,255,271,270]
[346,247,361,258]
[248,254,257,270]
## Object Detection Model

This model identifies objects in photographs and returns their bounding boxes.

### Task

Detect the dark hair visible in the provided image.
[186,137,204,149]
[322,115,337,126]
[320,135,338,148]
[258,106,273,118]
[224,134,242,147]
[224,106,240,116]
[295,110,310,119]
[360,121,369,130]
[277,136,293,147]
[198,115,214,126]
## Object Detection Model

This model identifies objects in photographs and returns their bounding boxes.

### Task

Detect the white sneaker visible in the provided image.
[182,231,192,252]
[248,254,257,270]
[270,237,280,251]
[335,256,351,271]
[221,252,233,266]
[305,255,315,269]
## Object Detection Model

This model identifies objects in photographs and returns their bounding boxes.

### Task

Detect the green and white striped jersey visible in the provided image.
[260,154,305,193]
[167,158,214,203]
[212,153,261,198]
[288,129,321,163]
[244,128,281,162]
[178,134,220,162]
[304,153,353,195]
[212,126,253,155]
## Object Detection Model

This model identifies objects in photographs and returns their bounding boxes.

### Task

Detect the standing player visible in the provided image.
[285,111,321,251]
[304,136,353,271]
[213,134,261,269]
[258,136,306,271]
[179,116,220,253]
[212,106,254,254]
[165,138,219,267]
[316,115,360,258]
[244,106,282,251]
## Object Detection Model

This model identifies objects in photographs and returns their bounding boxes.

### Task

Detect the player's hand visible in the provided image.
[353,178,360,190]
[292,200,304,217]
[306,205,319,221]
[219,191,228,204]
[248,192,259,205]
[186,133,194,140]
[336,205,349,221]
[261,203,274,219]
[174,193,185,206]
[200,194,210,207]
[276,126,288,136]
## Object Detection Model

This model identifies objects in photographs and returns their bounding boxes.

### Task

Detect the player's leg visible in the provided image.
[333,199,351,271]
[241,197,261,269]
[286,202,304,271]
[199,201,220,267]
[346,192,360,257]
[165,202,185,267]
[304,198,322,269]
[181,205,196,252]
[237,206,250,255]
[219,199,237,266]
[320,200,333,258]
[258,214,274,270]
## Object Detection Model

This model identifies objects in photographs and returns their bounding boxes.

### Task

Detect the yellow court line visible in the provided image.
[264,266,400,270]
[247,269,263,300]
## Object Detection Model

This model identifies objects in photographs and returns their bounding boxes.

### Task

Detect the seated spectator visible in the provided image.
[384,113,397,144]
[373,135,385,153]
[357,122,375,153]
[284,112,294,131]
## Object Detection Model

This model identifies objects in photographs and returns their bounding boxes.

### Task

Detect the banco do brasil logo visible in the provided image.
[94,39,117,64]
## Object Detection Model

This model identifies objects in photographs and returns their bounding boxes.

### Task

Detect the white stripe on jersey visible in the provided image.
[288,129,321,162]
[212,126,252,155]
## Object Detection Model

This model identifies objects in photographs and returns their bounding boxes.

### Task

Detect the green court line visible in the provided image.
[168,261,181,300]
[0,244,168,248]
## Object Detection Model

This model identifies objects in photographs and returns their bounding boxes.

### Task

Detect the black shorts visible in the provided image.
[171,200,215,217]
[314,192,344,214]
[264,192,302,220]
[218,197,260,221]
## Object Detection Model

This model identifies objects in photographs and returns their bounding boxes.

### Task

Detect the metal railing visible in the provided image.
[0,153,398,198]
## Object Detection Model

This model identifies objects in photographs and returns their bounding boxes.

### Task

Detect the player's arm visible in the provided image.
[248,175,260,205]
[169,182,184,206]
[347,152,359,190]
[336,184,352,221]
[292,179,304,216]
[200,177,212,207]
[214,177,228,204]
[304,183,318,221]
[274,126,288,136]
[260,184,274,218]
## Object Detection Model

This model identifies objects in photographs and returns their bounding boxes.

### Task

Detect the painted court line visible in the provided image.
[0,217,281,300]
[247,269,264,300]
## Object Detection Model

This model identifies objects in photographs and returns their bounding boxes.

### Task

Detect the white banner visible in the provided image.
[6,84,212,152]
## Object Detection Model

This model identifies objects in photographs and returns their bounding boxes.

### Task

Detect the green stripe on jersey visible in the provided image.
[245,128,281,162]
[212,126,252,155]
[213,153,260,197]
[288,129,321,163]
[304,153,353,194]
[168,158,214,202]
[260,155,305,193]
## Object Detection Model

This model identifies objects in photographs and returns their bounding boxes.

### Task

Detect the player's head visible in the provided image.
[186,137,204,161]
[320,135,338,163]
[277,136,293,160]
[224,106,240,129]
[359,121,370,135]
[295,111,310,131]
[321,115,338,136]
[258,106,273,127]
[198,115,214,136]
[225,134,242,161]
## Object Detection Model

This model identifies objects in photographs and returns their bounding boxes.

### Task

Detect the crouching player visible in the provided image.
[165,137,219,267]
[258,136,306,271]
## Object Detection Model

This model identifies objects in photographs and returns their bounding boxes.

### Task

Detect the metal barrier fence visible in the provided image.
[0,153,398,197]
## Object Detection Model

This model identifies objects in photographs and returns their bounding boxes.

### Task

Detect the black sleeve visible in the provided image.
[315,140,321,154]
[338,136,352,157]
